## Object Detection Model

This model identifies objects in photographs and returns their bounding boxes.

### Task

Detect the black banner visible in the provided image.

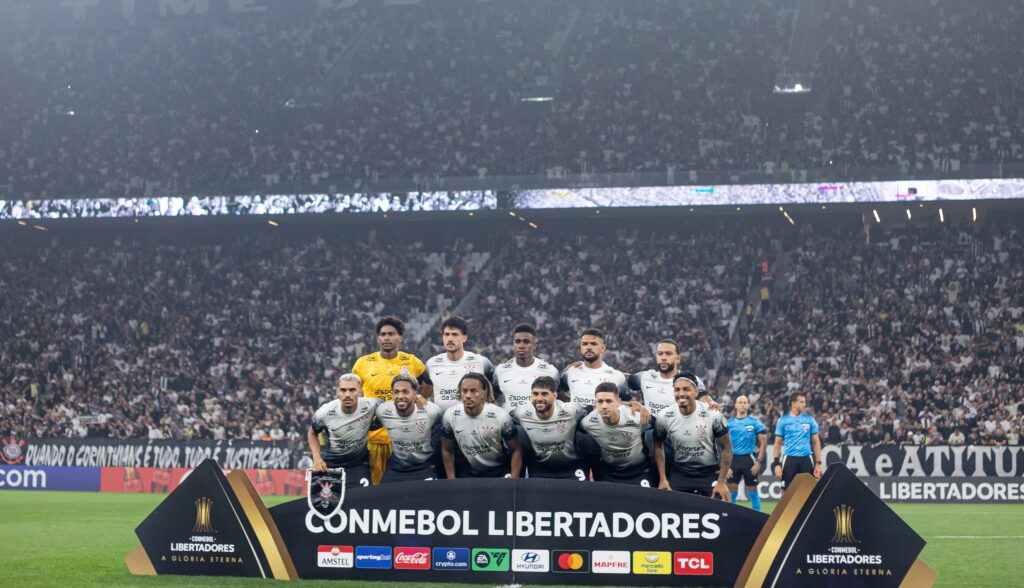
[817,444,1024,477]
[23,438,297,469]
[270,478,768,585]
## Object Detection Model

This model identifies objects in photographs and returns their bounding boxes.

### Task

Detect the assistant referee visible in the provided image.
[771,392,822,487]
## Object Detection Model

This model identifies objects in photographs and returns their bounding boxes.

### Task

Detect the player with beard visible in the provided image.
[653,372,732,499]
[441,373,522,478]
[511,376,590,480]
[351,316,426,484]
[492,323,559,409]
[579,382,653,486]
[309,373,380,489]
[726,395,767,510]
[626,339,719,412]
[375,374,443,483]
[559,328,627,406]
[420,315,494,412]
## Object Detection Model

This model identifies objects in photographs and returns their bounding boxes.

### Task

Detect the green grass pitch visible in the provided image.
[0,491,1020,587]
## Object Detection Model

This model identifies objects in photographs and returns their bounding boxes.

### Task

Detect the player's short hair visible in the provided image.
[594,382,619,397]
[457,372,495,403]
[673,371,701,390]
[441,315,469,335]
[375,316,405,336]
[513,323,537,337]
[531,376,557,392]
[337,373,362,387]
[789,392,806,406]
[580,327,604,340]
[657,339,679,352]
[391,374,419,392]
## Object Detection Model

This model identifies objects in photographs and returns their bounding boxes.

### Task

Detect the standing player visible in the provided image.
[579,382,652,486]
[492,323,559,409]
[308,374,380,489]
[351,316,426,484]
[771,393,822,488]
[653,372,732,499]
[727,395,767,510]
[420,315,494,411]
[441,373,522,478]
[511,375,590,479]
[626,339,683,414]
[375,374,443,483]
[559,328,628,405]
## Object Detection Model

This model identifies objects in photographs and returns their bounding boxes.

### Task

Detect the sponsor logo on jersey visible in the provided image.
[591,550,630,574]
[432,547,470,571]
[511,549,549,572]
[471,548,510,571]
[393,547,430,570]
[553,550,589,572]
[317,545,353,568]
[632,551,672,574]
[674,551,713,575]
[354,546,392,569]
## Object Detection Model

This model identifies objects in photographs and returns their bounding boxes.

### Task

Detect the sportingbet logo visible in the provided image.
[591,550,630,574]
[632,551,672,575]
[674,552,713,575]
[317,545,353,568]
[393,547,430,570]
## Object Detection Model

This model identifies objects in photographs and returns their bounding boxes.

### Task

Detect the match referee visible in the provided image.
[771,392,822,488]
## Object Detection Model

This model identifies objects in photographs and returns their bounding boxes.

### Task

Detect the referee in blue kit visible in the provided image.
[771,392,822,487]
[727,395,767,510]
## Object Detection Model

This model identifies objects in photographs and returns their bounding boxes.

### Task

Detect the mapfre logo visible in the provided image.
[632,551,672,575]
[317,545,353,568]
[674,552,713,575]
[591,550,630,574]
[393,547,430,570]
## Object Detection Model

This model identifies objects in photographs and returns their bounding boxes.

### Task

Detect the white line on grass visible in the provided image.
[932,535,1024,539]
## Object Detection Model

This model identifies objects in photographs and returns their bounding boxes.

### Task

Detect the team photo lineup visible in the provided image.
[308,314,819,506]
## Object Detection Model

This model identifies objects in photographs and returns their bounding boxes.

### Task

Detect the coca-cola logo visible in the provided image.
[393,547,431,569]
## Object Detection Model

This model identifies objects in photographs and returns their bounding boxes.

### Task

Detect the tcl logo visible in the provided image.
[674,552,713,575]
[393,547,430,570]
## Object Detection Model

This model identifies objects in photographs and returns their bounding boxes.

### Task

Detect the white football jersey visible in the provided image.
[422,351,494,411]
[492,358,560,409]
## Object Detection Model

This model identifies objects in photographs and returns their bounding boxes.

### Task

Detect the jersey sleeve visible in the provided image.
[755,419,767,434]
[626,373,641,391]
[558,371,570,393]
[419,363,433,385]
[440,409,455,439]
[570,402,592,421]
[775,418,785,437]
[653,413,668,440]
[311,404,329,434]
[351,356,368,384]
[410,355,426,378]
[711,412,728,438]
[491,365,503,399]
[500,411,516,441]
[482,358,495,380]
[809,418,820,435]
[509,406,522,424]
[365,397,383,412]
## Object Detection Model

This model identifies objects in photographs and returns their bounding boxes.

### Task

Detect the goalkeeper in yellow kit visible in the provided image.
[351,316,425,484]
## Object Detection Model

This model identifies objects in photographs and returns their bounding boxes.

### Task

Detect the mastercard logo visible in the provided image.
[554,551,589,572]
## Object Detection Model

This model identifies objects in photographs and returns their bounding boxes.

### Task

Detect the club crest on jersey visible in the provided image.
[416,420,427,434]
[307,469,346,520]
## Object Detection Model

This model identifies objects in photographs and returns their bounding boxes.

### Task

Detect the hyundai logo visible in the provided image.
[521,552,540,563]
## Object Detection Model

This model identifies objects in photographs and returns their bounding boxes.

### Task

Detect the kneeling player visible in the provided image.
[511,376,590,479]
[441,373,522,478]
[308,373,379,489]
[580,383,653,486]
[653,372,732,499]
[375,374,442,483]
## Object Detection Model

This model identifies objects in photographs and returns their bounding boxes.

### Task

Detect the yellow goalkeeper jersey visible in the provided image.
[351,351,426,402]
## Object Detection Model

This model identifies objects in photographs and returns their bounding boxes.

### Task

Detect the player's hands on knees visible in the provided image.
[312,457,328,472]
[658,479,671,491]
[712,481,730,501]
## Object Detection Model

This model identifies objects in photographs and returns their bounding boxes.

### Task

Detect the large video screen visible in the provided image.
[2,179,1021,220]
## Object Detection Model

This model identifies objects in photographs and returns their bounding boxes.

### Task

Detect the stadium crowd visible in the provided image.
[2,0,1022,199]
[2,218,1021,448]
[725,221,1024,447]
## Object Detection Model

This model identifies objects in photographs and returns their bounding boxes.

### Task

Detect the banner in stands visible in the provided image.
[101,467,307,496]
[0,465,101,491]
[818,444,1024,477]
[22,438,298,469]
[125,460,937,586]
